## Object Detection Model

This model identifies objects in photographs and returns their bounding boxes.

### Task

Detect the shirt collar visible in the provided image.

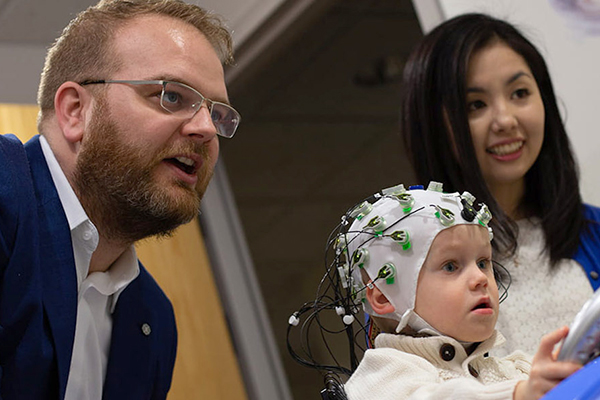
[39,135,88,230]
[40,136,140,312]
[85,245,141,313]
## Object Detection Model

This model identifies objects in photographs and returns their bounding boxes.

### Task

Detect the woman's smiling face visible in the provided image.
[465,41,545,198]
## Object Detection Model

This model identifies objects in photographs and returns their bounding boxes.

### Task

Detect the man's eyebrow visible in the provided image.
[466,71,533,94]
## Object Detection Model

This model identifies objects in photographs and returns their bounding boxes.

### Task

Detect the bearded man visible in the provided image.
[0,1,240,399]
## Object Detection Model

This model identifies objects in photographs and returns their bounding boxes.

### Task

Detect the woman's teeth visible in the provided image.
[487,141,523,155]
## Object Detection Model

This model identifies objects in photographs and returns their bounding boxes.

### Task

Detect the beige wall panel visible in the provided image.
[137,223,248,400]
[0,103,247,400]
[0,104,39,137]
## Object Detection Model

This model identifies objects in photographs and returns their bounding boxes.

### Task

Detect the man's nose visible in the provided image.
[180,106,218,143]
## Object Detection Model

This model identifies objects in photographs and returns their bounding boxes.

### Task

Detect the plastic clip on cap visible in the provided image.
[427,181,443,192]
[334,234,347,255]
[382,184,406,196]
[352,248,369,268]
[461,191,476,205]
[389,230,411,250]
[396,193,415,213]
[350,201,373,220]
[435,206,455,226]
[366,215,386,233]
[378,263,396,285]
[460,199,476,222]
[476,205,492,226]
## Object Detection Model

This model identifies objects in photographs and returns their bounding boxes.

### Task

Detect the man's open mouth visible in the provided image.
[166,156,197,175]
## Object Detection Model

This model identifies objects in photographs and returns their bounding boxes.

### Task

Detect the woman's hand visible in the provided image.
[514,326,582,400]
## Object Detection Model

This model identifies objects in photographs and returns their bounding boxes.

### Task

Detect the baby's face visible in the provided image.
[414,224,499,342]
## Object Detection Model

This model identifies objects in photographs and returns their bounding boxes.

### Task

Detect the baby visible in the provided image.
[338,183,580,399]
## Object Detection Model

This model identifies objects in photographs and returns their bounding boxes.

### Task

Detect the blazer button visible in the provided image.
[591,271,599,280]
[440,343,455,361]
[141,323,152,336]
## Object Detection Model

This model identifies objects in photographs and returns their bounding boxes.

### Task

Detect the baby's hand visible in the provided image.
[514,326,581,400]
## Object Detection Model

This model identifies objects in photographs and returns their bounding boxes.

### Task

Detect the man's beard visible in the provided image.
[72,99,214,244]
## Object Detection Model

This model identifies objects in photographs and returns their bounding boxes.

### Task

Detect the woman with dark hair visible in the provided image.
[401,13,600,356]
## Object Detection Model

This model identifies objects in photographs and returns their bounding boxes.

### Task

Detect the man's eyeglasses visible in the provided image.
[79,79,241,138]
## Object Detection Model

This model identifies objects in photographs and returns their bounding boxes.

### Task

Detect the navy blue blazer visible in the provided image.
[0,134,177,399]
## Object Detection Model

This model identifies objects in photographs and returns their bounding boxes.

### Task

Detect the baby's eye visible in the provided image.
[512,88,530,99]
[467,100,486,112]
[477,259,490,270]
[442,262,458,272]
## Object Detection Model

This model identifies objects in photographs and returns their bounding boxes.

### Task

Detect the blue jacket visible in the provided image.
[575,204,600,291]
[0,134,177,400]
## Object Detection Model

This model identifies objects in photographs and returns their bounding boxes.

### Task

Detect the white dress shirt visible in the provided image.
[40,136,139,400]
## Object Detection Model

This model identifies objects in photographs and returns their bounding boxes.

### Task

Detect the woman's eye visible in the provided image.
[512,88,530,99]
[467,100,486,112]
[442,262,457,272]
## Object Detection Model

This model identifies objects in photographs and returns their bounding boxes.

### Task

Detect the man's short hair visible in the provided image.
[37,0,233,123]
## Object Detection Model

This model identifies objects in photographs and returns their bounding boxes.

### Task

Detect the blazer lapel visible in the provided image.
[25,136,78,399]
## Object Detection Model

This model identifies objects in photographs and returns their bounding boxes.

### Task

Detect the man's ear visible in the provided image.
[366,281,395,315]
[54,81,92,144]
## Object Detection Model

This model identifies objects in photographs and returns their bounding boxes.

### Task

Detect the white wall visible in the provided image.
[414,0,600,205]
[0,0,286,104]
[0,43,47,105]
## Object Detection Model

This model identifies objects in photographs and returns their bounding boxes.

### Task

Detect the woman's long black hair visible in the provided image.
[401,13,585,265]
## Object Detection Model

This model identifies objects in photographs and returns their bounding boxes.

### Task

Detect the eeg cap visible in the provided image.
[345,182,492,333]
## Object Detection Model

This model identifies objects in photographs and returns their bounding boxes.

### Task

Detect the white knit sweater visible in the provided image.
[494,218,592,357]
[344,331,531,400]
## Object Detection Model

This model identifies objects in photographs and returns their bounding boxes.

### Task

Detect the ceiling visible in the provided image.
[0,0,424,398]
[0,0,95,44]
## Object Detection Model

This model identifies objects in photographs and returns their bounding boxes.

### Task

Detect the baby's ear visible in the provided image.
[366,281,395,315]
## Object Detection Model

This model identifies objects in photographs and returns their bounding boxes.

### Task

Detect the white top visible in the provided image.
[40,136,139,400]
[345,331,531,400]
[493,217,593,357]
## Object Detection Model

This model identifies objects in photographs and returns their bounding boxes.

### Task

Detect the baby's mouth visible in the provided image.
[472,300,491,311]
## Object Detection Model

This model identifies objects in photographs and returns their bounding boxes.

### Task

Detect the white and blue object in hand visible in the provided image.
[543,289,600,399]
[557,287,600,364]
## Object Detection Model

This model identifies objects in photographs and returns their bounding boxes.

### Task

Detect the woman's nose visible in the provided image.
[490,101,517,134]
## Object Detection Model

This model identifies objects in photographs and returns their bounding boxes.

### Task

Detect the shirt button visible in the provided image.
[83,230,92,241]
[591,271,599,280]
[440,343,455,361]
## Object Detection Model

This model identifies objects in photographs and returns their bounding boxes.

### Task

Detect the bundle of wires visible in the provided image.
[286,193,379,376]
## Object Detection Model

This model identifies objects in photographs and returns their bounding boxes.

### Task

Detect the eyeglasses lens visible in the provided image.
[160,81,239,138]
